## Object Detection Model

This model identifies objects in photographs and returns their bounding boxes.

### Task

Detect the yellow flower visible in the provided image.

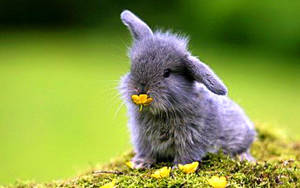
[100,180,115,188]
[178,161,199,174]
[138,94,148,104]
[131,95,139,103]
[208,176,227,188]
[125,161,134,169]
[151,167,171,178]
[131,94,153,111]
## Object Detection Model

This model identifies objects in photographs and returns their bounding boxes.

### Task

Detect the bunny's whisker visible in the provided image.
[114,101,125,119]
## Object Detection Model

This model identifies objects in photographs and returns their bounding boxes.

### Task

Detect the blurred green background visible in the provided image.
[0,0,299,184]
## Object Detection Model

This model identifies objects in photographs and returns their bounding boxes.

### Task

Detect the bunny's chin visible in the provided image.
[147,102,170,115]
[148,106,162,115]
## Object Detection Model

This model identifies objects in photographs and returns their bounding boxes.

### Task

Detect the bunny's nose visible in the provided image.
[138,83,147,95]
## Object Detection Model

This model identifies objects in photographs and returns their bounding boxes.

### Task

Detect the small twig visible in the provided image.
[93,170,124,175]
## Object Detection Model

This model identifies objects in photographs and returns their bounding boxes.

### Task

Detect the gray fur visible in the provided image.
[119,10,256,168]
[121,10,153,40]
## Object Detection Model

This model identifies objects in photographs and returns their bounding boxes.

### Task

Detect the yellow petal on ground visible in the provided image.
[100,180,115,188]
[125,161,134,169]
[151,167,171,178]
[178,161,199,174]
[139,94,148,103]
[208,176,227,188]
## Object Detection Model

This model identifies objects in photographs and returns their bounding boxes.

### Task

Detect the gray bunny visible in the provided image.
[119,10,256,169]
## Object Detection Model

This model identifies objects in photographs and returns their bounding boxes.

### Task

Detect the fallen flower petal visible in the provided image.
[151,167,171,178]
[125,161,134,169]
[178,161,199,174]
[100,180,115,188]
[208,176,227,188]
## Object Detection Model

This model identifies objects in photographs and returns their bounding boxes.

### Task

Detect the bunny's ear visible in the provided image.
[121,10,153,40]
[185,56,227,95]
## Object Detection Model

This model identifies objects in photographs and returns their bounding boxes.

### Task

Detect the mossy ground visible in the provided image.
[3,124,300,188]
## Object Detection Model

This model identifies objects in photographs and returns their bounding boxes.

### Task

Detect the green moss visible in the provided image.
[3,125,300,188]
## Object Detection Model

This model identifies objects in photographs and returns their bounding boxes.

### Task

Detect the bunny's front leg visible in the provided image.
[130,128,156,169]
[173,135,208,165]
[132,155,155,169]
[132,148,155,169]
[173,147,206,165]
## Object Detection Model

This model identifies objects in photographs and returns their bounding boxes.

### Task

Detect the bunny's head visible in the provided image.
[120,10,227,113]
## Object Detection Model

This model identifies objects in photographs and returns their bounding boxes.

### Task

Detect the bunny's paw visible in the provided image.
[131,157,155,169]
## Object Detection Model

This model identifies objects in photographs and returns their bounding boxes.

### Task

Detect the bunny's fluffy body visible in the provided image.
[119,10,256,168]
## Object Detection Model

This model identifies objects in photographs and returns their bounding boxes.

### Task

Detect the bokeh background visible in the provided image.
[0,0,299,184]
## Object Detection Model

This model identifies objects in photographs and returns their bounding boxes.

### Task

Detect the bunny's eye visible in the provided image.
[163,69,171,78]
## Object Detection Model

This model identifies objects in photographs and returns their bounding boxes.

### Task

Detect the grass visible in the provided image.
[0,28,299,183]
[3,124,300,187]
